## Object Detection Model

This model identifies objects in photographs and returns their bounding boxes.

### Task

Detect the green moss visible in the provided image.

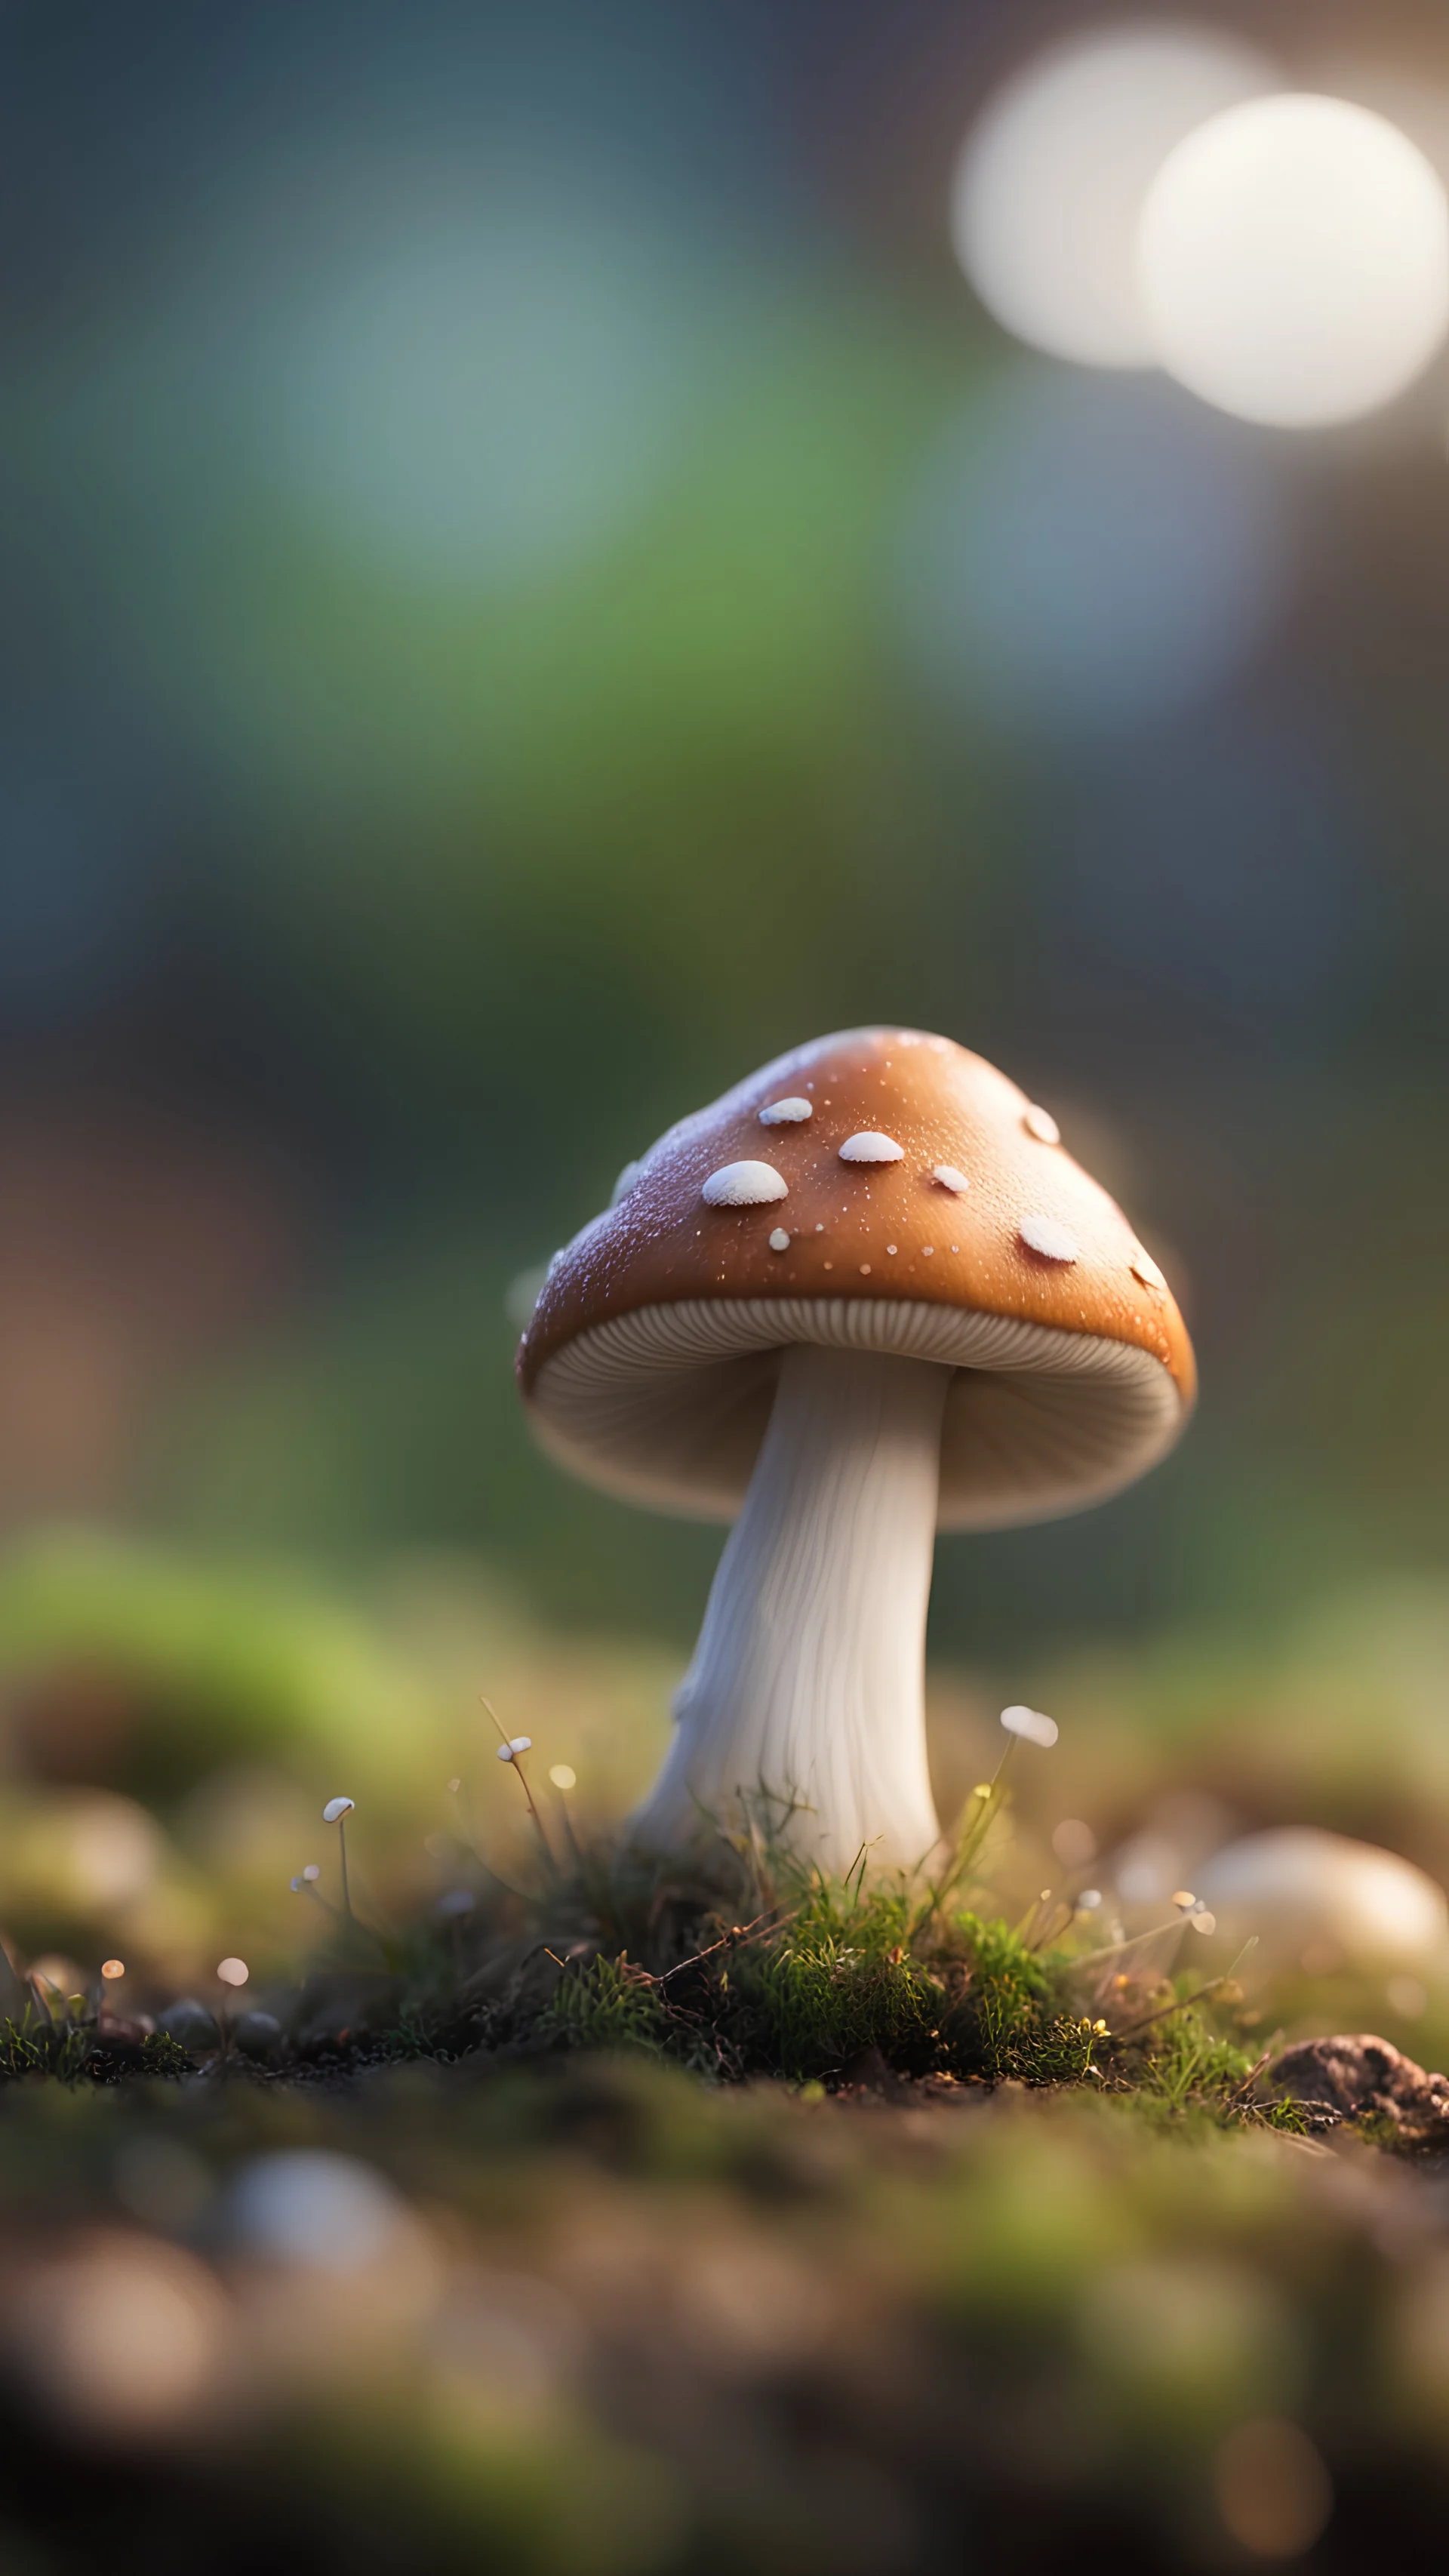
[540,1954,671,2058]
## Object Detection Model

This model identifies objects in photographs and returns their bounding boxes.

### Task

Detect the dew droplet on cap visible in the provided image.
[1130,1245,1166,1290]
[702,1161,789,1207]
[1019,1215,1078,1264]
[886,1245,897,1255]
[1023,1106,1060,1146]
[922,1246,934,1257]
[758,1097,812,1126]
[932,1164,970,1194]
[768,1228,790,1252]
[839,1133,903,1164]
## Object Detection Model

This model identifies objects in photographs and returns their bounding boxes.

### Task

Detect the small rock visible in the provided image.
[155,1999,219,2051]
[233,2011,285,2060]
[1267,2034,1449,2147]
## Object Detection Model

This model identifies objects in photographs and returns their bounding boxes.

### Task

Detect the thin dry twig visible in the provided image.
[653,1908,789,1987]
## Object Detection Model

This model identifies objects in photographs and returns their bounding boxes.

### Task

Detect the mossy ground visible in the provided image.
[1,1797,1312,2141]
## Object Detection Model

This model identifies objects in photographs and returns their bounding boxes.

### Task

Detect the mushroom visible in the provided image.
[1195,1829,1449,1977]
[518,1028,1194,1876]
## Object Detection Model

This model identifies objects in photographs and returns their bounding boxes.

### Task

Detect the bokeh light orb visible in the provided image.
[951,23,1275,366]
[1140,94,1449,426]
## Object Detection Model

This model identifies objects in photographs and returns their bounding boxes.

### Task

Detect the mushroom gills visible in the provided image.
[629,1343,948,1876]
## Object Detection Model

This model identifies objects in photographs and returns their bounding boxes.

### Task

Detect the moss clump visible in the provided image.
[0,2011,193,2084]
[524,1857,1286,2128]
[540,1954,671,2057]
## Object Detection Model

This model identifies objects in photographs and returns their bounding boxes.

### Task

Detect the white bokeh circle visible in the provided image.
[951,22,1275,367]
[1139,94,1449,426]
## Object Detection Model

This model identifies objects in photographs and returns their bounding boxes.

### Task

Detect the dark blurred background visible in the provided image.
[3,0,1449,1674]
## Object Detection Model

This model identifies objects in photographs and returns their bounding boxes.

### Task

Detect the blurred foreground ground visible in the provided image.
[0,2051,1444,2573]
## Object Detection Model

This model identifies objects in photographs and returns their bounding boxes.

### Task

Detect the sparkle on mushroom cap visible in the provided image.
[932,1163,970,1194]
[321,1797,355,1824]
[1019,1214,1079,1264]
[497,1735,533,1762]
[702,1159,789,1206]
[1130,1245,1167,1289]
[768,1228,790,1252]
[1023,1105,1061,1146]
[1001,1703,1060,1748]
[839,1132,904,1163]
[758,1097,813,1125]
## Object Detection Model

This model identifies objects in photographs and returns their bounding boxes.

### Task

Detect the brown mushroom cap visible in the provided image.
[518,1027,1195,1528]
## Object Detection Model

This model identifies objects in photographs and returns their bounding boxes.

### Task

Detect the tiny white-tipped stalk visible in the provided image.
[631,1344,950,1877]
[481,1697,555,1868]
[322,1798,355,1915]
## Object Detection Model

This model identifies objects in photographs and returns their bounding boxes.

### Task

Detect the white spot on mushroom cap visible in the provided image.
[758,1097,812,1126]
[1023,1105,1060,1146]
[933,1163,970,1194]
[768,1228,790,1252]
[1001,1704,1059,1748]
[1019,1214,1078,1263]
[1130,1245,1166,1289]
[702,1161,789,1207]
[839,1132,903,1164]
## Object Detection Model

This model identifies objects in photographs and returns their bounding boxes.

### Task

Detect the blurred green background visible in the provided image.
[3,0,1449,1972]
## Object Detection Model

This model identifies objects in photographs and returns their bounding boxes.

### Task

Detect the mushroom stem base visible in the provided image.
[630,1343,949,1877]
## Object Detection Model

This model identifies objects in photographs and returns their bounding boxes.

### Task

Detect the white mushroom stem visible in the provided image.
[631,1344,949,1877]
